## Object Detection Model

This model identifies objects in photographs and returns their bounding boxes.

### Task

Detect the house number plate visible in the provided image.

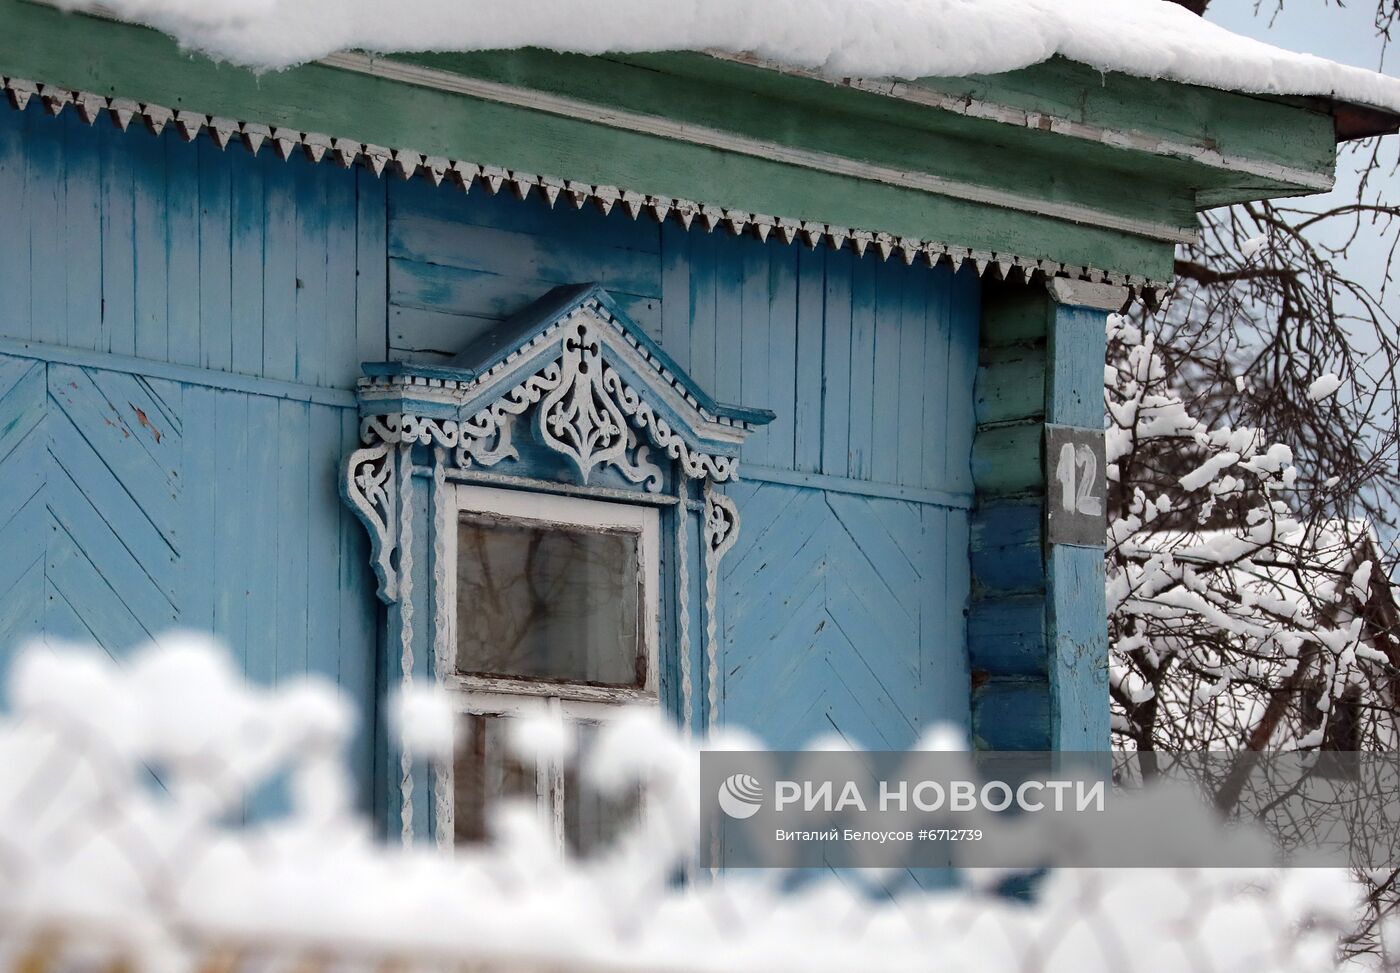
[1045,424,1107,548]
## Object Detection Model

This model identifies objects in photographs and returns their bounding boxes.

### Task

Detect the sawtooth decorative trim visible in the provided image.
[0,74,1165,297]
[321,52,1197,247]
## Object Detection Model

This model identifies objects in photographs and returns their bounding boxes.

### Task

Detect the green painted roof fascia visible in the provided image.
[0,0,1341,281]
[0,1,1168,281]
[610,50,1339,209]
[908,57,1338,184]
[396,48,1199,233]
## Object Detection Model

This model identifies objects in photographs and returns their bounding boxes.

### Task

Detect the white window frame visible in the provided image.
[442,484,661,851]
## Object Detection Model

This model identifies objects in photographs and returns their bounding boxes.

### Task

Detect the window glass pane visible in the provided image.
[564,722,641,857]
[454,714,537,845]
[454,716,642,857]
[456,513,643,686]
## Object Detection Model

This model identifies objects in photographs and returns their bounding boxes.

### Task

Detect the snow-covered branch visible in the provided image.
[1105,312,1397,755]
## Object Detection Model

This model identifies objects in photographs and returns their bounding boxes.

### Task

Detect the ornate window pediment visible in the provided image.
[343,283,773,604]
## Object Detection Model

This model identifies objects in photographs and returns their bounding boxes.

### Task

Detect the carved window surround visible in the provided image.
[341,284,772,841]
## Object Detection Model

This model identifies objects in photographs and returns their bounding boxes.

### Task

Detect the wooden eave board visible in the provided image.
[0,0,1337,280]
[611,50,1338,202]
[910,57,1338,180]
[397,48,1200,232]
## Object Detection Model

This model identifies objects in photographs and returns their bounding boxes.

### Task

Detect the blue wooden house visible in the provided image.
[0,1,1391,845]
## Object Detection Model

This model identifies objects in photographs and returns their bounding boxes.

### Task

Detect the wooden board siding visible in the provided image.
[719,483,971,748]
[388,180,979,494]
[388,179,980,748]
[0,102,382,807]
[0,85,978,775]
[0,349,378,805]
[387,180,664,358]
[0,103,385,387]
[969,282,1111,751]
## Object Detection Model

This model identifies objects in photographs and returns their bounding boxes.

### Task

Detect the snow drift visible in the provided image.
[55,0,1400,115]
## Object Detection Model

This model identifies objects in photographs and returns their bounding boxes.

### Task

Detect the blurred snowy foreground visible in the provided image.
[0,634,1379,972]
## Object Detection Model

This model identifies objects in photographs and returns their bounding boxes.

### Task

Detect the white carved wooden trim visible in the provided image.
[456,363,564,470]
[701,484,740,730]
[431,451,454,851]
[342,437,398,602]
[396,441,416,846]
[677,502,693,733]
[344,302,756,600]
[470,316,683,488]
[0,74,1163,296]
[355,302,755,469]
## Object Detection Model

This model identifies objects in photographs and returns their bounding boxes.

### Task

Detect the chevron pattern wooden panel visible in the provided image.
[0,355,181,658]
[719,481,970,749]
[0,350,380,805]
[0,355,46,655]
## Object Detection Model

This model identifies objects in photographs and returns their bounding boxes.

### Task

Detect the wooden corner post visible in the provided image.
[970,277,1120,751]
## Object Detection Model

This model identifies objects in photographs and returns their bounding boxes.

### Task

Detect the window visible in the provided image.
[342,286,771,848]
[444,486,658,854]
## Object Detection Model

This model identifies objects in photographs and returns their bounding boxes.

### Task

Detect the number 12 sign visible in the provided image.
[1045,424,1107,548]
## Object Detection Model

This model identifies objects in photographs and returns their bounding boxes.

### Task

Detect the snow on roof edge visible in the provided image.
[49,0,1400,120]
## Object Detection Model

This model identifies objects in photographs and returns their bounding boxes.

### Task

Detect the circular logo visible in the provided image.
[717,773,763,819]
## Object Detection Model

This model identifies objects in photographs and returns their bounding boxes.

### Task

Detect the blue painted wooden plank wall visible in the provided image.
[0,102,383,807]
[387,180,978,497]
[0,103,382,386]
[386,179,981,749]
[968,282,1111,752]
[0,95,981,771]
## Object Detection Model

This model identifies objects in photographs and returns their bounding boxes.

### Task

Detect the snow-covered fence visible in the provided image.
[0,635,1383,973]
